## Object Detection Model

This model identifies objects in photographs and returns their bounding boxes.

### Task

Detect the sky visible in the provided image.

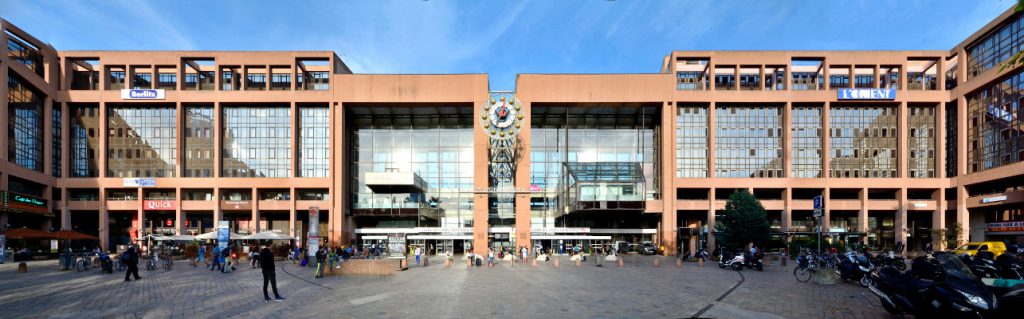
[0,0,1015,90]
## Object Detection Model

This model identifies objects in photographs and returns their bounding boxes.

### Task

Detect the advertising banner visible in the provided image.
[120,89,166,100]
[987,221,1024,233]
[0,235,6,263]
[387,233,407,259]
[123,178,156,187]
[217,221,230,250]
[307,207,319,257]
[143,200,176,211]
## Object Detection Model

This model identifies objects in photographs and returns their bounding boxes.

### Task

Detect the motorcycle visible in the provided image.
[722,251,763,271]
[868,252,906,271]
[99,253,113,274]
[868,253,998,318]
[960,252,1000,279]
[837,251,875,287]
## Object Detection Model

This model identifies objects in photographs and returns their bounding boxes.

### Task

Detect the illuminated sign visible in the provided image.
[982,195,1007,203]
[837,88,896,100]
[1,191,48,214]
[121,89,166,100]
[988,221,1024,233]
[12,194,45,207]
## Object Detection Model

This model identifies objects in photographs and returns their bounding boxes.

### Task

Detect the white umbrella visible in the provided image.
[241,231,294,240]
[194,231,244,240]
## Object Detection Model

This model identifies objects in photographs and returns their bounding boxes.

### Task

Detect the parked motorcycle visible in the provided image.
[99,253,113,274]
[868,253,998,318]
[837,251,875,287]
[722,251,763,271]
[868,252,906,271]
[960,252,1000,279]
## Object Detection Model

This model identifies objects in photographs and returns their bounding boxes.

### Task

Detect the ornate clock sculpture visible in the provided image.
[481,93,523,192]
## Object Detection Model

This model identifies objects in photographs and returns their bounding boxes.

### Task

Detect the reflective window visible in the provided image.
[908,106,936,178]
[829,105,897,178]
[298,106,330,177]
[715,105,783,178]
[676,106,708,178]
[184,105,214,177]
[6,33,44,77]
[967,69,1024,173]
[7,72,45,171]
[945,101,958,177]
[350,111,474,228]
[70,104,100,177]
[107,105,177,177]
[790,106,822,178]
[222,106,291,177]
[52,106,61,177]
[967,13,1024,78]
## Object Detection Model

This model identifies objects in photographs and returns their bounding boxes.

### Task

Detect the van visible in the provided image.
[952,241,1007,256]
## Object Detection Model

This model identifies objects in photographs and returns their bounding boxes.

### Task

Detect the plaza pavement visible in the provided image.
[0,255,889,319]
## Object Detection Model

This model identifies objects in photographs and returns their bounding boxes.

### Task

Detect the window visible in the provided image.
[70,104,100,177]
[676,106,708,177]
[791,106,822,178]
[829,105,897,178]
[106,105,177,177]
[52,106,62,177]
[222,106,291,177]
[715,105,783,178]
[299,106,330,177]
[908,106,936,178]
[157,73,176,90]
[7,73,45,172]
[246,72,266,90]
[184,105,214,177]
[271,73,291,90]
[967,69,1024,172]
[108,69,125,90]
[6,32,44,77]
[967,13,1024,78]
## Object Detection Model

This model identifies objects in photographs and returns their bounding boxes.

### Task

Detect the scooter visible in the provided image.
[868,253,998,318]
[837,251,875,287]
[723,251,763,271]
[99,253,113,274]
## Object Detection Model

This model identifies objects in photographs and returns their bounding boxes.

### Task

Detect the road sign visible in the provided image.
[813,195,823,209]
[813,208,823,218]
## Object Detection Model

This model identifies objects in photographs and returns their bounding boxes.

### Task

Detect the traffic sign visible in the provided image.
[813,208,823,218]
[813,195,823,209]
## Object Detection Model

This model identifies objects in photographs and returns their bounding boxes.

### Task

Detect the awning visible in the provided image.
[532,235,612,240]
[240,231,295,240]
[407,235,473,240]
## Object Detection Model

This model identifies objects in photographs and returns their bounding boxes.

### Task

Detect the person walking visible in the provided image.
[250,248,260,269]
[210,247,221,271]
[198,245,207,267]
[123,245,141,282]
[221,246,232,273]
[487,248,494,268]
[314,247,326,278]
[415,246,422,266]
[259,246,285,302]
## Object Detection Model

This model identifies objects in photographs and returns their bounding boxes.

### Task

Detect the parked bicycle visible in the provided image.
[75,253,91,272]
[794,250,818,282]
[115,256,127,271]
[146,254,157,271]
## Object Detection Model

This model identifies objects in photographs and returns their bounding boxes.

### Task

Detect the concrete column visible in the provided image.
[898,101,908,178]
[708,64,716,90]
[330,101,345,245]
[61,188,70,230]
[823,60,830,90]
[823,188,831,231]
[933,189,946,250]
[660,101,677,255]
[291,102,298,177]
[99,188,109,250]
[176,101,183,177]
[265,65,271,90]
[1,66,9,164]
[214,102,222,177]
[759,65,766,90]
[936,101,946,178]
[213,188,222,228]
[137,188,144,241]
[734,66,740,90]
[707,102,716,176]
[472,97,492,252]
[859,188,869,244]
[99,102,107,177]
[783,102,792,176]
[514,99,532,251]
[174,187,183,235]
[708,188,716,251]
[956,96,967,176]
[290,188,297,239]
[956,185,970,244]
[782,188,792,232]
[251,188,259,233]
[897,188,908,257]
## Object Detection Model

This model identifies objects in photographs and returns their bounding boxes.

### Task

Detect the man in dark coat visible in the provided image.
[123,245,141,281]
[260,246,284,302]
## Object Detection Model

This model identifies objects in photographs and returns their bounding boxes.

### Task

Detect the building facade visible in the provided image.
[2,6,1024,255]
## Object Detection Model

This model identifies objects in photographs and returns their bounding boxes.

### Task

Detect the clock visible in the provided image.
[481,94,523,140]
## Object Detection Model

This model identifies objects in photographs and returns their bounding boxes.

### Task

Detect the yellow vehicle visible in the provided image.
[952,242,1007,256]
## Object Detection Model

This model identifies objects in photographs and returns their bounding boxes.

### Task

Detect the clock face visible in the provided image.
[481,94,522,139]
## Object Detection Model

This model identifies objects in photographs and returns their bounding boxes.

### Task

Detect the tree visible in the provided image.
[931,223,965,250]
[998,0,1024,71]
[714,190,771,250]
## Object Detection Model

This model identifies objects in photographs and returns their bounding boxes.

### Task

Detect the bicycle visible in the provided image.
[115,257,127,271]
[793,252,817,282]
[146,256,157,271]
[75,253,91,272]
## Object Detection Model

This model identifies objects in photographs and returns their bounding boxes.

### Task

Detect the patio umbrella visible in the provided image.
[241,231,294,240]
[3,227,53,239]
[51,230,99,241]
[194,231,244,240]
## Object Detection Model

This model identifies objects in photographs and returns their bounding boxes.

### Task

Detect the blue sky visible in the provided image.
[1,0,1014,90]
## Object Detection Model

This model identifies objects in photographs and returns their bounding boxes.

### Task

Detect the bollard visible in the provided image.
[17,262,28,273]
[699,258,704,267]
[653,257,660,268]
[675,258,682,268]
[401,259,407,269]
[575,258,581,267]
[423,257,429,267]
[532,258,537,267]
[617,257,624,268]
[553,258,559,268]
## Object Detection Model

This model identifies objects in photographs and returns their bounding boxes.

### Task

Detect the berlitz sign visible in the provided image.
[123,178,156,187]
[143,200,176,211]
[121,89,166,100]
[837,88,896,100]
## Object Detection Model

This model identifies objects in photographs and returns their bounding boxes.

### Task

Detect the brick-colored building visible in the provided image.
[2,6,1023,256]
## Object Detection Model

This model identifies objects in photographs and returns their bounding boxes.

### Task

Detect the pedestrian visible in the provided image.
[487,248,494,267]
[210,247,221,271]
[221,246,232,273]
[314,247,326,278]
[250,249,258,269]
[198,245,207,266]
[260,246,285,302]
[924,241,933,253]
[123,245,141,282]
[415,246,422,265]
[521,246,528,264]
[327,247,336,269]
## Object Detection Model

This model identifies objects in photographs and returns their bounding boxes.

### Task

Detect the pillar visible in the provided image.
[660,101,677,255]
[251,188,259,233]
[472,95,491,253]
[174,187,184,235]
[896,188,908,256]
[514,99,532,251]
[707,188,716,252]
[859,188,869,245]
[933,189,946,250]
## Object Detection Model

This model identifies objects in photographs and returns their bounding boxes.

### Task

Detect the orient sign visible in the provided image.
[121,89,166,100]
[143,200,176,211]
[837,88,896,100]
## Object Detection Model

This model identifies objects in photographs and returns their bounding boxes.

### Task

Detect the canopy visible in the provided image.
[3,227,53,239]
[194,231,244,240]
[240,231,294,240]
[144,234,195,241]
[52,230,99,240]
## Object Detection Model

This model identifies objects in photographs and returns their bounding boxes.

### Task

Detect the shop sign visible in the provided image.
[223,200,250,209]
[982,195,1007,204]
[532,227,591,234]
[123,178,156,187]
[143,200,176,211]
[912,202,928,208]
[387,233,406,259]
[415,227,471,234]
[837,88,896,100]
[121,89,165,100]
[1,191,48,214]
[987,221,1024,233]
[217,221,230,250]
[165,219,173,227]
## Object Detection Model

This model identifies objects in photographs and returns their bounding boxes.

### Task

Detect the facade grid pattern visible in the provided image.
[714,105,783,178]
[69,104,99,177]
[222,106,291,177]
[967,68,1024,173]
[967,12,1024,78]
[790,106,822,178]
[908,105,936,178]
[7,73,45,172]
[675,106,708,178]
[183,105,214,177]
[106,105,177,178]
[52,106,61,177]
[829,105,898,178]
[298,106,330,177]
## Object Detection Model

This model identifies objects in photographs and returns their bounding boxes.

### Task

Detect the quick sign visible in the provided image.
[143,200,176,211]
[837,88,896,100]
[121,89,166,100]
[982,195,1007,203]
[987,221,1024,233]
[123,178,156,187]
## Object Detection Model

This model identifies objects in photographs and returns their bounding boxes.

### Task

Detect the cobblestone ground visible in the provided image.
[0,256,890,319]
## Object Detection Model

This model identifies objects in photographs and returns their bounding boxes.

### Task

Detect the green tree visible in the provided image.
[999,0,1024,71]
[714,190,771,250]
[931,223,965,250]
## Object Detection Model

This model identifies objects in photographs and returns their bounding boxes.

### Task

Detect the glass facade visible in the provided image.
[908,106,936,178]
[52,106,61,177]
[675,106,708,178]
[790,106,822,178]
[829,105,898,178]
[222,106,291,177]
[7,36,44,77]
[298,106,330,177]
[184,105,214,177]
[349,111,474,228]
[946,101,958,177]
[106,105,177,177]
[7,73,45,171]
[967,69,1024,173]
[530,109,658,229]
[967,13,1024,78]
[714,105,783,178]
[69,104,99,177]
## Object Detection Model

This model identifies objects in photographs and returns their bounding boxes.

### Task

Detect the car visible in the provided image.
[639,243,657,255]
[951,241,1007,256]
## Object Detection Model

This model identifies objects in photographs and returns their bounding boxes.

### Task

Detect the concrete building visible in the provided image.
[2,6,1023,256]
